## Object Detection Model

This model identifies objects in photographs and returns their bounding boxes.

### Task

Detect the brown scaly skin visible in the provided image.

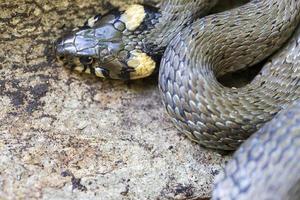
[55,0,300,199]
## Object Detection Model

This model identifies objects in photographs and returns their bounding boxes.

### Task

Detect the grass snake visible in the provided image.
[54,0,300,199]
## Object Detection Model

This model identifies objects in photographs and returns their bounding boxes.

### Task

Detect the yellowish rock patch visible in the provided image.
[120,4,146,31]
[127,50,156,79]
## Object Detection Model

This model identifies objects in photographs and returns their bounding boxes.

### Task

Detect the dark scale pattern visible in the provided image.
[156,0,300,198]
[159,0,300,150]
[134,6,161,35]
[122,5,162,58]
[213,100,300,200]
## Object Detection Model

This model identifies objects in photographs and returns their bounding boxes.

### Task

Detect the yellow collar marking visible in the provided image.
[127,50,156,79]
[120,4,146,31]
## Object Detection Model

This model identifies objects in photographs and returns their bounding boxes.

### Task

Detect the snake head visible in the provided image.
[55,5,157,80]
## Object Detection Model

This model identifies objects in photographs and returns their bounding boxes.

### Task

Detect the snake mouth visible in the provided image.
[55,53,83,73]
[55,52,139,80]
[56,53,157,81]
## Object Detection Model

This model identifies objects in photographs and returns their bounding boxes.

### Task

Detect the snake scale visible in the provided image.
[55,0,300,199]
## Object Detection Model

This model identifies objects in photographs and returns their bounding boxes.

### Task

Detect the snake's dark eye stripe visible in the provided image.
[118,67,135,80]
[124,67,135,73]
[79,57,93,65]
[89,65,95,75]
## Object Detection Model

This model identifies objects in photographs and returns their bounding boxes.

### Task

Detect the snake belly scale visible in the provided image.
[54,0,300,199]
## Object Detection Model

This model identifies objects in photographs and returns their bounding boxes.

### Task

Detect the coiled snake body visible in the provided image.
[55,0,300,199]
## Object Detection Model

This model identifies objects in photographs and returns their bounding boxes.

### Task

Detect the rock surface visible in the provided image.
[0,0,247,199]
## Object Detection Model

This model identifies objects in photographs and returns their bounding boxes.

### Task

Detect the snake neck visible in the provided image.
[159,0,300,150]
[142,0,218,53]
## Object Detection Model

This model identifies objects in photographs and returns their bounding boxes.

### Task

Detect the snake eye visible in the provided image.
[79,57,94,65]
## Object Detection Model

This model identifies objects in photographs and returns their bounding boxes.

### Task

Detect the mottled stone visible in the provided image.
[0,0,248,199]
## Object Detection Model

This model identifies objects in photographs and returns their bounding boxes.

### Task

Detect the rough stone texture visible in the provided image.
[0,1,247,199]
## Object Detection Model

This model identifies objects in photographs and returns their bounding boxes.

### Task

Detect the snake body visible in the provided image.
[159,0,300,150]
[213,100,300,199]
[55,0,300,199]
